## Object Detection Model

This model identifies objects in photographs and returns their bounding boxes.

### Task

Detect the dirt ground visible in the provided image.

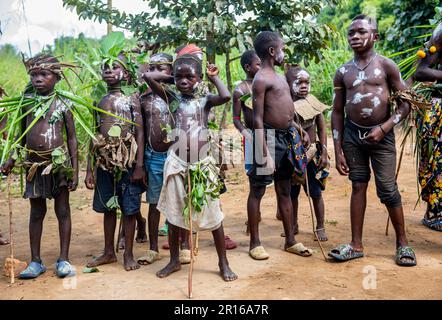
[1,133,442,300]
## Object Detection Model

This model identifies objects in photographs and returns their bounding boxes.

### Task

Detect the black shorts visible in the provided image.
[342,120,401,208]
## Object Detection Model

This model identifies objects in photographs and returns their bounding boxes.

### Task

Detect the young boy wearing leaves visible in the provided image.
[85,48,146,271]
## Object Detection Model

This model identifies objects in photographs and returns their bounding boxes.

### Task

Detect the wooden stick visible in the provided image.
[116,215,122,253]
[187,171,194,299]
[8,174,15,284]
[304,169,328,262]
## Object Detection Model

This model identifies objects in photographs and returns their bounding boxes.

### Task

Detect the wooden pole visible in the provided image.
[187,171,194,299]
[8,174,14,284]
[107,0,113,34]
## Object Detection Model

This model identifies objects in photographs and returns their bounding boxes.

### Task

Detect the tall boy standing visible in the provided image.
[330,15,416,266]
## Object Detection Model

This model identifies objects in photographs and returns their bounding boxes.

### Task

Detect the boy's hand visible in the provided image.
[318,149,328,170]
[131,166,147,186]
[365,126,386,143]
[0,158,15,175]
[206,63,219,78]
[264,155,275,173]
[85,171,95,190]
[68,175,78,192]
[335,151,349,176]
[301,129,311,149]
[241,129,253,142]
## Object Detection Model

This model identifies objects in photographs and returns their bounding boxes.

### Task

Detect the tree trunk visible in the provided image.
[107,0,113,34]
[219,51,232,129]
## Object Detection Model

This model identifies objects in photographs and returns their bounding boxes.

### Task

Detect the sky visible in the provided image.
[0,0,149,55]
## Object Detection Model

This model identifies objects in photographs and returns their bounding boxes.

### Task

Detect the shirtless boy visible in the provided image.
[247,31,311,260]
[85,54,146,271]
[143,45,237,281]
[1,55,79,278]
[329,15,416,266]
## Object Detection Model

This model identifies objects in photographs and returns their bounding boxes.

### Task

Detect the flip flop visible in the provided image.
[249,246,270,260]
[421,218,442,232]
[55,260,76,278]
[179,249,191,264]
[158,224,168,236]
[285,243,313,257]
[137,250,162,265]
[224,235,237,250]
[328,243,364,262]
[19,261,47,279]
[395,246,417,267]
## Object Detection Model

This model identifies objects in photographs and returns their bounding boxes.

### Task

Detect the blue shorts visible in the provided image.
[145,147,168,204]
[290,161,322,199]
[93,167,145,215]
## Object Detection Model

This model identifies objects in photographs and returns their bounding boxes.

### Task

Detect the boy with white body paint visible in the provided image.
[330,14,416,266]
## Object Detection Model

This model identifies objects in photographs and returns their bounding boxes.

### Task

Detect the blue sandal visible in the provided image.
[55,260,76,278]
[19,261,47,279]
[395,246,417,267]
[421,218,442,232]
[328,243,364,261]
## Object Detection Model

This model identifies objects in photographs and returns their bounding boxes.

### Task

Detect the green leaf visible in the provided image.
[100,31,125,56]
[82,266,100,273]
[108,125,122,137]
[106,195,120,210]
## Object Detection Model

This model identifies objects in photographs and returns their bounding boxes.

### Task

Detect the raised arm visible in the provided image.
[331,69,349,176]
[206,64,231,108]
[142,71,175,103]
[64,107,79,191]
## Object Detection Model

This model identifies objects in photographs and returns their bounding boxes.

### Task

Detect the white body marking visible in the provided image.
[353,71,367,87]
[352,92,372,104]
[333,129,339,140]
[361,108,373,117]
[339,67,348,75]
[371,96,381,107]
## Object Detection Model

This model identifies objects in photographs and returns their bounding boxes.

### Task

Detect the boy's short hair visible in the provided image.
[285,64,309,82]
[240,50,258,70]
[149,53,173,65]
[174,54,203,75]
[351,14,378,32]
[253,31,281,59]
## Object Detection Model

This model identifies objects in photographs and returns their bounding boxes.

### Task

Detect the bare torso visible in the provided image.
[141,92,173,152]
[26,97,67,161]
[339,55,392,126]
[256,69,294,129]
[97,92,136,139]
[172,94,211,162]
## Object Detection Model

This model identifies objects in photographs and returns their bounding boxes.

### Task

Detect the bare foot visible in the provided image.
[118,236,125,250]
[219,262,237,282]
[124,254,140,271]
[156,261,181,278]
[315,228,328,241]
[136,218,148,243]
[87,253,117,268]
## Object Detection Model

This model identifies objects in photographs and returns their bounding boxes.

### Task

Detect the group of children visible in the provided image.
[0,13,420,284]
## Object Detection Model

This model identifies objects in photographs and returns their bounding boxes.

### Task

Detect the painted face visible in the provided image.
[245,56,261,77]
[174,63,202,94]
[289,70,310,98]
[148,63,173,76]
[30,69,59,95]
[101,61,128,86]
[347,19,377,52]
[274,39,285,66]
